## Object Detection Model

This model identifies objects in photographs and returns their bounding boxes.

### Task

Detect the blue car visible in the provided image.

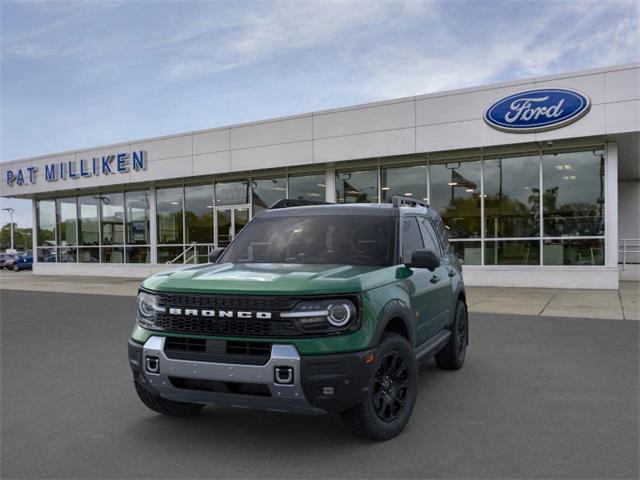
[13,252,33,271]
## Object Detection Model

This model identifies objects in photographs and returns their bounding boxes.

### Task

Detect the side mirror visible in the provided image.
[408,249,440,271]
[208,247,225,263]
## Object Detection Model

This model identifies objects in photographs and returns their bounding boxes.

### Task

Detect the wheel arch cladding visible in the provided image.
[373,299,415,347]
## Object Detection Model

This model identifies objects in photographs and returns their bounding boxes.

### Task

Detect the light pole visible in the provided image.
[2,207,15,251]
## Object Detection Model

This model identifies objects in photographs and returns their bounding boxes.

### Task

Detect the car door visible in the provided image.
[417,216,453,339]
[400,216,444,346]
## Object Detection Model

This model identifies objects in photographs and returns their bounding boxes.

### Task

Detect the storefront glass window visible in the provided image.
[484,240,540,265]
[380,165,428,203]
[450,241,482,265]
[336,169,378,203]
[252,177,286,212]
[78,196,100,246]
[156,187,183,244]
[215,181,248,206]
[542,150,605,237]
[56,197,77,247]
[543,238,604,265]
[185,184,214,244]
[100,192,124,245]
[430,160,481,238]
[125,191,150,245]
[288,173,325,201]
[484,155,540,238]
[36,200,56,246]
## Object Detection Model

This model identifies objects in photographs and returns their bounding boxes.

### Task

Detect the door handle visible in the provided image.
[448,269,456,277]
[430,275,440,284]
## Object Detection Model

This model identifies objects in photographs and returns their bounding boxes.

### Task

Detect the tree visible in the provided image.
[0,223,32,251]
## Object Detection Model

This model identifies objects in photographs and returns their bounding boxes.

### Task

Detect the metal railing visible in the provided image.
[619,239,640,269]
[166,243,217,264]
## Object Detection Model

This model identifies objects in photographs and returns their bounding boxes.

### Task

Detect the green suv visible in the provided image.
[128,197,468,440]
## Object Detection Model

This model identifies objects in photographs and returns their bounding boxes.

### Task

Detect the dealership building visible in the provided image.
[1,63,638,289]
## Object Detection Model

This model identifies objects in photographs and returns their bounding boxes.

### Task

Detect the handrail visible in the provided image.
[166,243,197,264]
[619,238,640,269]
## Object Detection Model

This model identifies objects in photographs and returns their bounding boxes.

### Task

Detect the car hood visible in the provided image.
[142,263,399,295]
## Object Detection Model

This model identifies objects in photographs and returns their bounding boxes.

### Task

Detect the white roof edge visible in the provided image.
[3,62,639,165]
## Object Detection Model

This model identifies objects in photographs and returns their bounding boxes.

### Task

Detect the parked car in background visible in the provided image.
[12,252,33,271]
[2,253,17,270]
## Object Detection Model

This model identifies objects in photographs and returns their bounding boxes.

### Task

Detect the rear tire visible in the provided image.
[12,264,19,272]
[134,380,205,417]
[435,300,468,370]
[340,332,417,441]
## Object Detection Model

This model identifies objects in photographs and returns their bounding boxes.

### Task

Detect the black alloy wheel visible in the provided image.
[372,351,410,422]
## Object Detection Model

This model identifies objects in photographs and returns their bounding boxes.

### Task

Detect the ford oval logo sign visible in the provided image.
[484,88,591,133]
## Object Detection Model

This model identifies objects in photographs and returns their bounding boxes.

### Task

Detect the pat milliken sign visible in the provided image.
[484,88,591,133]
[5,151,147,187]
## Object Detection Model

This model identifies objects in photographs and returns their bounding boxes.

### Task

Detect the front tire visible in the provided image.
[340,332,417,441]
[435,299,468,370]
[134,380,204,417]
[12,264,19,272]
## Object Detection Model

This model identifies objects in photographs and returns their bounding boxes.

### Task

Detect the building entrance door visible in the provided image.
[215,206,250,247]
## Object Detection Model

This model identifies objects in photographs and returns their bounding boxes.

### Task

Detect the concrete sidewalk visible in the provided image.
[1,270,638,320]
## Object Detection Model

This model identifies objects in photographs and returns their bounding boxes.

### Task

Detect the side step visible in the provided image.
[415,329,451,361]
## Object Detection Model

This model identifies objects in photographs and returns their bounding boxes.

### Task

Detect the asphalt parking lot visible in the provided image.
[1,289,638,479]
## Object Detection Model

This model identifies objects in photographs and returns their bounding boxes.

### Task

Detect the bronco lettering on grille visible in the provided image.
[167,308,272,320]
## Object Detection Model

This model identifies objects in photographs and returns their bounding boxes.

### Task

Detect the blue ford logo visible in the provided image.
[484,88,591,133]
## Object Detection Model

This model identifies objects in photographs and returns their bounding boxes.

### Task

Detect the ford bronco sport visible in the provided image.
[128,197,468,440]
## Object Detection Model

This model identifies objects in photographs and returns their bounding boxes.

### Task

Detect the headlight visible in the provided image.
[281,298,358,334]
[136,291,165,329]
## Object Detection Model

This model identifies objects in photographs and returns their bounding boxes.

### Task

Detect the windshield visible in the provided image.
[220,215,396,266]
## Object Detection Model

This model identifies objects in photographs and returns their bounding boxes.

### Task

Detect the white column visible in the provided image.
[605,142,618,271]
[325,165,336,203]
[149,186,158,263]
[31,199,37,264]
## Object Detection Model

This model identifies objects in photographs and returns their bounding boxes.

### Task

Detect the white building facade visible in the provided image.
[2,63,639,289]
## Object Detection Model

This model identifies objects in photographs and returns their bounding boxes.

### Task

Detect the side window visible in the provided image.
[431,215,450,252]
[418,217,442,256]
[402,217,424,264]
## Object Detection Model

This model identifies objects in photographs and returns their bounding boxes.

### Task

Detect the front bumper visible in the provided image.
[128,337,375,415]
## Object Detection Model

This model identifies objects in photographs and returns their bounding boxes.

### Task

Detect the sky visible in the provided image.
[1,0,639,228]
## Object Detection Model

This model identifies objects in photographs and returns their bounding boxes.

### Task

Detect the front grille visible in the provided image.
[164,336,206,352]
[154,315,300,337]
[155,293,298,311]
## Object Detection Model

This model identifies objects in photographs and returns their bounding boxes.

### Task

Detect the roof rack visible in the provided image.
[392,196,429,209]
[269,198,332,209]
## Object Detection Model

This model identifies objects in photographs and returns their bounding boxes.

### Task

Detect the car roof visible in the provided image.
[261,202,437,218]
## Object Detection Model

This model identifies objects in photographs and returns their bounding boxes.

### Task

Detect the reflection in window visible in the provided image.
[158,246,183,264]
[543,239,604,265]
[78,196,100,246]
[381,165,428,203]
[126,246,150,263]
[157,187,183,244]
[252,177,286,212]
[484,240,540,265]
[484,155,540,238]
[450,241,481,265]
[37,200,56,246]
[215,181,248,206]
[430,160,481,238]
[543,150,605,237]
[125,191,150,245]
[101,246,124,263]
[56,198,77,246]
[185,184,214,244]
[100,193,124,245]
[288,173,325,201]
[78,247,99,263]
[336,170,378,203]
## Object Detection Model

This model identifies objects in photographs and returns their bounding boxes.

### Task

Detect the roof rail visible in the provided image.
[269,198,332,209]
[392,196,429,209]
